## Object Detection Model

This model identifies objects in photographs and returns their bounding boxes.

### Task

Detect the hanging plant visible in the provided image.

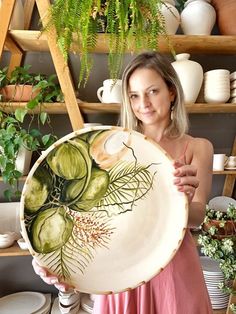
[44,0,167,85]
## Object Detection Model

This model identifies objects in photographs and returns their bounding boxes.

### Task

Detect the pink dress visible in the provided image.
[93,229,213,314]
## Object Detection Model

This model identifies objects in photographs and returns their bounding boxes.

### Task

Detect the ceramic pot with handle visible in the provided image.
[97,79,122,103]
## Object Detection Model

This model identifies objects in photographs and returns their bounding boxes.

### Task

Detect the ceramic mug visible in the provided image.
[225,156,236,168]
[97,79,122,103]
[213,154,226,171]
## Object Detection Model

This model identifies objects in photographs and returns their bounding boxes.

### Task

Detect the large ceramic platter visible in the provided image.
[20,126,188,294]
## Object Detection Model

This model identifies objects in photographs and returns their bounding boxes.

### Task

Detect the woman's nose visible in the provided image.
[139,94,150,108]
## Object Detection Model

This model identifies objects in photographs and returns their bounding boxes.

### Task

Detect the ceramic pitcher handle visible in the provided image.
[97,86,104,102]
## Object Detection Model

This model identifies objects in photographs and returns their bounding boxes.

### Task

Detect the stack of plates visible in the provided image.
[0,292,51,314]
[81,294,94,314]
[200,256,229,310]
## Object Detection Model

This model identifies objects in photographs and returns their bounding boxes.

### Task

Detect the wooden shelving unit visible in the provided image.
[0,242,30,257]
[0,102,236,114]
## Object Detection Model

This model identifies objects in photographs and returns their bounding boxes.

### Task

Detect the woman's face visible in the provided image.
[128,67,175,127]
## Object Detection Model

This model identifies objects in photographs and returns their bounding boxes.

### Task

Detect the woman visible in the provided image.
[33,52,213,313]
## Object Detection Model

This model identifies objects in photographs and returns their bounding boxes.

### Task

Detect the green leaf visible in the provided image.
[3,189,13,201]
[27,98,39,109]
[40,112,48,125]
[96,160,157,216]
[14,108,28,123]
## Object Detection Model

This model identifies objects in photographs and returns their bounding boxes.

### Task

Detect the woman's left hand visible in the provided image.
[173,160,199,203]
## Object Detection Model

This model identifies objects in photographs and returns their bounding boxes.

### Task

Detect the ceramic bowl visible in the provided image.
[17,238,28,250]
[0,232,17,248]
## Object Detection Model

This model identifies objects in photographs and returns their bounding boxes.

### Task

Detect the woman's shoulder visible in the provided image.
[185,135,213,155]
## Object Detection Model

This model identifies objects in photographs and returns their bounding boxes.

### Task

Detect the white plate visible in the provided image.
[200,256,221,273]
[20,126,188,294]
[225,166,236,170]
[0,292,46,314]
[208,196,236,212]
[81,294,94,311]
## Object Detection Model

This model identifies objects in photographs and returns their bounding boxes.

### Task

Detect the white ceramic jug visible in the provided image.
[171,53,203,104]
[97,79,122,103]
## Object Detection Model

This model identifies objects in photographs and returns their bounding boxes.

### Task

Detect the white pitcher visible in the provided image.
[97,79,122,103]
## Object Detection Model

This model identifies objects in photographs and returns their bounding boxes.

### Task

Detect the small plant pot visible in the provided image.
[0,85,39,102]
[203,219,236,239]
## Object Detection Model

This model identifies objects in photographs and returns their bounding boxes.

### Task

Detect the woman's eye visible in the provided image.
[149,89,158,95]
[130,94,138,100]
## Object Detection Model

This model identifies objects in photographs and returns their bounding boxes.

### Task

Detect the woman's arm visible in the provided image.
[173,138,213,228]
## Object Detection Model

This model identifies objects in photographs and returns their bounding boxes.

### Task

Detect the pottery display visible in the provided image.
[171,53,203,104]
[97,79,122,103]
[20,125,188,294]
[181,0,216,35]
[160,0,180,35]
[212,0,236,35]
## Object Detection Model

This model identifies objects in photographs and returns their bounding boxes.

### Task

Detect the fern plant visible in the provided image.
[44,0,167,85]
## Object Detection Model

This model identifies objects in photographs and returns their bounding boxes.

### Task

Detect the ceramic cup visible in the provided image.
[97,79,122,103]
[225,156,236,168]
[213,154,226,171]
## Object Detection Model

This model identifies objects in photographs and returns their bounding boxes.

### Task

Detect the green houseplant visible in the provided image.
[44,0,168,85]
[198,203,236,313]
[0,65,63,200]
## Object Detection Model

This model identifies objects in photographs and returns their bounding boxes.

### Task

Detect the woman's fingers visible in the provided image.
[32,258,70,291]
[173,161,199,202]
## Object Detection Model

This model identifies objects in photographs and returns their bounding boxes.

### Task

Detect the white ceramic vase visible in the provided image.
[181,0,216,35]
[15,147,32,175]
[160,0,180,35]
[171,53,203,104]
[0,0,24,30]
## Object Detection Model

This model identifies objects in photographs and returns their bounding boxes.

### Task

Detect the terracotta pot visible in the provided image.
[0,85,39,102]
[203,219,236,239]
[212,0,236,35]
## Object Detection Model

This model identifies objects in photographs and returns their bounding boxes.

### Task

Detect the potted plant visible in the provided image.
[198,203,236,313]
[44,0,168,85]
[0,109,57,200]
[0,65,63,200]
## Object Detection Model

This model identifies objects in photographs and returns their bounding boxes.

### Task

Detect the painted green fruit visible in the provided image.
[46,139,92,180]
[72,167,109,211]
[31,207,73,254]
[60,176,87,203]
[25,167,52,214]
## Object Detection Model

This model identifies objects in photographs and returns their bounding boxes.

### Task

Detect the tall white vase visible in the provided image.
[0,0,24,30]
[160,0,180,35]
[171,53,203,104]
[181,0,216,35]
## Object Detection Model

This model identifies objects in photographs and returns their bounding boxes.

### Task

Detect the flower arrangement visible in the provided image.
[198,203,236,313]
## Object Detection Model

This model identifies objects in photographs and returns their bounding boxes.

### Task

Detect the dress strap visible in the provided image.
[178,141,190,163]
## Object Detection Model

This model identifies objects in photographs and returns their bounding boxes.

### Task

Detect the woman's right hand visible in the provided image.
[32,258,72,292]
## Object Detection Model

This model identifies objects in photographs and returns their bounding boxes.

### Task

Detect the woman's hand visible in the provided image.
[173,160,199,203]
[32,258,72,292]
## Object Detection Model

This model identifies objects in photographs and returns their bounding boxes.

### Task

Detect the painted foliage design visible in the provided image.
[24,130,157,280]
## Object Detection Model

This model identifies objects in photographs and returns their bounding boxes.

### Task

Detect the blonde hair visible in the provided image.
[121,52,189,137]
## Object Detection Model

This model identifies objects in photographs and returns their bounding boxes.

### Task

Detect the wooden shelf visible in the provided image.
[1,102,236,115]
[6,32,236,54]
[0,242,30,257]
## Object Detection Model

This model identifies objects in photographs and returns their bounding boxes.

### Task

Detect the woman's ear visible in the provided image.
[169,86,176,102]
